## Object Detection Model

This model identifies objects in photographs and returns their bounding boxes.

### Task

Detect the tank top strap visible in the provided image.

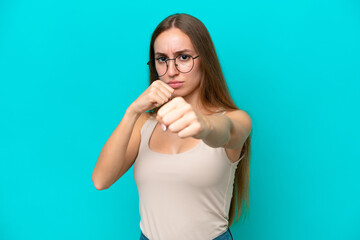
[140,116,158,149]
[215,107,227,115]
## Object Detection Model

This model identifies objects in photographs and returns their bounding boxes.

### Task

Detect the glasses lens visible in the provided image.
[155,60,167,77]
[153,55,195,76]
[176,55,194,73]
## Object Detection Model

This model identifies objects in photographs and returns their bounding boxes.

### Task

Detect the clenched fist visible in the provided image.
[130,80,174,114]
[156,97,212,139]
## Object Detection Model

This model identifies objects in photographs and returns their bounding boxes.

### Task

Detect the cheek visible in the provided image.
[194,60,202,76]
[190,64,202,82]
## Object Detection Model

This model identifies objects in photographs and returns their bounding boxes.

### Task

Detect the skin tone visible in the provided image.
[129,27,214,141]
[92,27,252,190]
[154,27,212,139]
[131,27,252,154]
[154,28,203,110]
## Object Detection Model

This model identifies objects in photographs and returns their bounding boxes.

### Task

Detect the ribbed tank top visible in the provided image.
[133,115,244,240]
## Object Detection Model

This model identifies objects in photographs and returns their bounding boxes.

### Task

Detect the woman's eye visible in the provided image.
[156,57,167,63]
[179,54,190,61]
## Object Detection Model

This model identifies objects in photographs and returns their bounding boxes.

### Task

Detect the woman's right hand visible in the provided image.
[130,80,174,114]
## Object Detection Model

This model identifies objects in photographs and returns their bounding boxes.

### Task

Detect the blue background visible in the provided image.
[1,0,359,239]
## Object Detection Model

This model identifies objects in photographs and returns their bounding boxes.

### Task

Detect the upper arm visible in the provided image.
[116,112,150,180]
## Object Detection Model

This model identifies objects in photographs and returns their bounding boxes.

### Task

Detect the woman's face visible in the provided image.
[154,27,202,102]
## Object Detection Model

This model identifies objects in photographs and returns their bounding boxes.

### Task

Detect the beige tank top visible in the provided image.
[133,115,244,240]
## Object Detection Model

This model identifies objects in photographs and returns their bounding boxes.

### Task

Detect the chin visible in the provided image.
[171,91,181,98]
[172,91,194,102]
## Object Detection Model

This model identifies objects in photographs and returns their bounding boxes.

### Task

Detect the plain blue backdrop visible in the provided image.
[0,0,359,239]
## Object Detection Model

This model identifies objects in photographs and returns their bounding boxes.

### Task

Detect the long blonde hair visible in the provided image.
[148,13,252,226]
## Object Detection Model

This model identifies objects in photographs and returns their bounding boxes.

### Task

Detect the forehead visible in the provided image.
[154,28,195,54]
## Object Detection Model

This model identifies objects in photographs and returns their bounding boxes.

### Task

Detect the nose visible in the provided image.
[166,59,179,77]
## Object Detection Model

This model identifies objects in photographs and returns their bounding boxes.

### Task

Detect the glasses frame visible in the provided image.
[147,55,200,77]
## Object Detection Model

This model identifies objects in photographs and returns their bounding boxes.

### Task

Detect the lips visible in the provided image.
[168,81,184,89]
[168,81,183,84]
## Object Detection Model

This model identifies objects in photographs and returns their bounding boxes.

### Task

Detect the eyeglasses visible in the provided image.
[147,54,200,77]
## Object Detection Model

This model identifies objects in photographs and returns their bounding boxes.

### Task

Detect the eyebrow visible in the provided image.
[155,49,194,56]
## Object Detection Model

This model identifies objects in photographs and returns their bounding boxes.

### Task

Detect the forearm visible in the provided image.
[202,113,234,148]
[92,106,140,190]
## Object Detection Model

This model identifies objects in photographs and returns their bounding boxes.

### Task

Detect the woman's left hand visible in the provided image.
[156,97,212,139]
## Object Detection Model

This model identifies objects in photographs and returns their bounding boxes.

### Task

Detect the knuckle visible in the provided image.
[178,131,185,138]
[156,80,164,87]
[174,96,183,102]
[168,124,176,132]
[151,81,159,88]
[162,117,168,125]
[189,111,196,120]
[184,104,192,112]
[194,122,201,132]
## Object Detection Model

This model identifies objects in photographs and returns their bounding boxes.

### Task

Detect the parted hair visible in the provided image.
[148,13,251,227]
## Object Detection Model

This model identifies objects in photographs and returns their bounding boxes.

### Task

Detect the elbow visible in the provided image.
[92,174,110,191]
[93,182,108,191]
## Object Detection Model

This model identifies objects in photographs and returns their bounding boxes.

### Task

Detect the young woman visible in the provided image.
[92,13,252,240]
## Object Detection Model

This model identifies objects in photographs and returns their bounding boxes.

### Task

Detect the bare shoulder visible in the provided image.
[224,109,252,129]
[222,109,252,163]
